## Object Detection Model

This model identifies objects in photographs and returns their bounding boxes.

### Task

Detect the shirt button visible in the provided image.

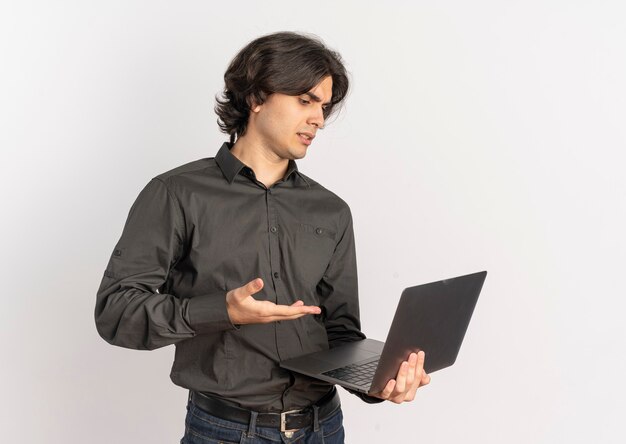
[273,272,279,279]
[316,227,323,235]
[270,226,277,233]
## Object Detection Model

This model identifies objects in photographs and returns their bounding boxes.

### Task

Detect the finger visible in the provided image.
[244,278,263,296]
[263,302,321,318]
[405,385,418,402]
[240,277,264,299]
[264,312,316,322]
[254,301,321,321]
[265,315,300,323]
[412,351,427,387]
[265,309,323,322]
[406,353,418,387]
[416,350,425,376]
[230,278,262,304]
[405,370,430,402]
[290,300,304,307]
[415,350,425,361]
[405,357,423,401]
[379,379,396,399]
[394,361,409,394]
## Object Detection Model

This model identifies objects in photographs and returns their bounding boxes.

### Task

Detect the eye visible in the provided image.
[299,98,310,105]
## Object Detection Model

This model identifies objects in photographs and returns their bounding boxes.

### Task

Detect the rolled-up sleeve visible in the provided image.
[94,177,236,351]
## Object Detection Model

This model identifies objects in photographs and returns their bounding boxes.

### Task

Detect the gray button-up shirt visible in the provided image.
[95,141,382,411]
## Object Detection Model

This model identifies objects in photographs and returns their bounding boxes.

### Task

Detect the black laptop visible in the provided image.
[279,271,487,395]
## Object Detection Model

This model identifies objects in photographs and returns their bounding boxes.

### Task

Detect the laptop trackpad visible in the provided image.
[320,339,383,364]
[289,339,384,373]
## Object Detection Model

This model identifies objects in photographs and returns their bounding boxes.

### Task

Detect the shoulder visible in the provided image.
[144,157,226,197]
[152,157,217,184]
[296,171,353,222]
[127,156,225,207]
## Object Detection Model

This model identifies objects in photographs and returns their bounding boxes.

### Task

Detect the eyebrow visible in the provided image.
[304,91,332,106]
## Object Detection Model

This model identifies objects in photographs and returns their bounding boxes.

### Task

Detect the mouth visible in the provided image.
[297,132,314,146]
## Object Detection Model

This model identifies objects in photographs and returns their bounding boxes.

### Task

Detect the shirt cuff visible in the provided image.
[187,290,240,333]
[344,387,386,404]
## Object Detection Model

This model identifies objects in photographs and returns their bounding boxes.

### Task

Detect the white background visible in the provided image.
[1,1,625,443]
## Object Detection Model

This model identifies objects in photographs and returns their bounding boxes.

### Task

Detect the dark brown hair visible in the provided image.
[214,31,350,143]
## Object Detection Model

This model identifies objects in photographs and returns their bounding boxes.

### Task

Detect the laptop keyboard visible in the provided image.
[322,357,379,388]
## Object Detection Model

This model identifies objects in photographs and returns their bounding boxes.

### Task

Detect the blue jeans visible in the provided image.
[180,395,346,444]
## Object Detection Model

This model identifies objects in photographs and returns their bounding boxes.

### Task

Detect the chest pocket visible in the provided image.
[293,223,337,285]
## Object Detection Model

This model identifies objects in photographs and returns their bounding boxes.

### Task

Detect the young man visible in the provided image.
[95,31,430,443]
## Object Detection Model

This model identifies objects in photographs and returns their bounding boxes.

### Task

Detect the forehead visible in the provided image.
[303,76,333,103]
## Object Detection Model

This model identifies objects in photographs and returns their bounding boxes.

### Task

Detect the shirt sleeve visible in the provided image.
[94,177,237,351]
[316,204,385,404]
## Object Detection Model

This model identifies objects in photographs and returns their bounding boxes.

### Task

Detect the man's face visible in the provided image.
[249,75,333,160]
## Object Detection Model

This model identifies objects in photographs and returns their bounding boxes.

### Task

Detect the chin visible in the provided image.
[288,147,307,160]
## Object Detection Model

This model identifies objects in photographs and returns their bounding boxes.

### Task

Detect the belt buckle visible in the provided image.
[280,408,301,437]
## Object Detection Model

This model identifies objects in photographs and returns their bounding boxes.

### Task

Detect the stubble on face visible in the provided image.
[252,76,333,162]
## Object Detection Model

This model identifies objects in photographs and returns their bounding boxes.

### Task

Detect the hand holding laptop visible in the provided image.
[369,351,431,403]
[280,271,487,400]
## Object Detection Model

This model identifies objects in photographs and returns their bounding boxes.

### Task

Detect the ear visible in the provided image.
[247,95,262,113]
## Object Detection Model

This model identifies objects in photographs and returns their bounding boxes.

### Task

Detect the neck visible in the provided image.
[229,134,289,188]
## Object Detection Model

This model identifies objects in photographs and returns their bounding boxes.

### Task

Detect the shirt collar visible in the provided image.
[214,141,310,188]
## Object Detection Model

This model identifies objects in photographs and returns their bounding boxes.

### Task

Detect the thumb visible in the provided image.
[231,278,263,303]
[246,277,264,295]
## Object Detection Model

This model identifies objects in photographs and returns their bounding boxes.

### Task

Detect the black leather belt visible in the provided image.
[189,387,340,433]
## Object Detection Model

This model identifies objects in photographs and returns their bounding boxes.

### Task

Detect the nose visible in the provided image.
[307,105,325,129]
